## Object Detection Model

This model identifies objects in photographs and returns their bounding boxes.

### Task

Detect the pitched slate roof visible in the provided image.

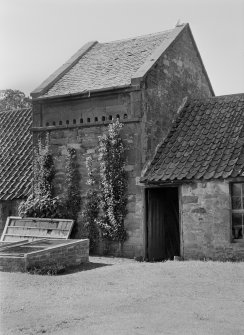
[141,94,244,183]
[0,108,33,200]
[32,25,187,98]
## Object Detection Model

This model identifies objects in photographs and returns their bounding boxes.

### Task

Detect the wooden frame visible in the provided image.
[1,217,74,242]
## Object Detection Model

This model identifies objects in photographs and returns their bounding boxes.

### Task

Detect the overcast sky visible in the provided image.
[1,0,244,97]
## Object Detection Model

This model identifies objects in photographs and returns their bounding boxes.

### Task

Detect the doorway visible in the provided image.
[146,187,180,261]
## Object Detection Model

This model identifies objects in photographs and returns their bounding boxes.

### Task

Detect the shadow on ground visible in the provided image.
[63,261,112,275]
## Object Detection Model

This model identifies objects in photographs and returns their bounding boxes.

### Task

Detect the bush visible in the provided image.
[19,194,65,218]
[98,119,128,242]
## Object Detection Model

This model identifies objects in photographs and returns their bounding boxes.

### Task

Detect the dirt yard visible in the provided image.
[0,257,244,335]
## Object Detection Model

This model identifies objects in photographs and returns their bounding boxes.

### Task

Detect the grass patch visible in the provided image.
[27,263,66,275]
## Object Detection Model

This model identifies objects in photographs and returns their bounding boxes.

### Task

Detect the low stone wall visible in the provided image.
[181,181,244,260]
[0,239,89,273]
[0,256,26,272]
[26,239,89,270]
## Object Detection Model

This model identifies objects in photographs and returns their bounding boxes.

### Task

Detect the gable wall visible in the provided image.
[142,27,213,161]
[181,181,244,260]
[33,91,145,258]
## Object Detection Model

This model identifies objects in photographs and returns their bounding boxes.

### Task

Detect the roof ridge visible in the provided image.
[189,93,244,104]
[100,27,179,45]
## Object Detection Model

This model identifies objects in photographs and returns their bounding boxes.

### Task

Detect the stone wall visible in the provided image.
[33,90,145,258]
[0,200,22,237]
[26,239,89,270]
[142,27,213,161]
[181,181,244,260]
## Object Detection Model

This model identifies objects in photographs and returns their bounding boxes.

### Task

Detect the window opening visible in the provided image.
[52,121,56,126]
[102,116,106,121]
[231,183,244,239]
[66,120,69,125]
[80,118,83,124]
[73,119,76,124]
[59,121,63,126]
[87,118,90,123]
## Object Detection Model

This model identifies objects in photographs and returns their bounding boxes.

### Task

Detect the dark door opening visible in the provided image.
[146,187,180,261]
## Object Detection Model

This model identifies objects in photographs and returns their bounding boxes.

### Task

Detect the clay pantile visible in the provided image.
[0,108,32,200]
[141,94,244,183]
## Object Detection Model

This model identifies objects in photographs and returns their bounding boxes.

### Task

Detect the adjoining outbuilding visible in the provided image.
[141,94,244,261]
[0,108,33,235]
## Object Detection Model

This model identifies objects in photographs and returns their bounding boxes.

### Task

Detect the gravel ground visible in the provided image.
[0,257,244,335]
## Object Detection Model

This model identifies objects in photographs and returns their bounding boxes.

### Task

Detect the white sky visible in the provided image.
[1,0,244,97]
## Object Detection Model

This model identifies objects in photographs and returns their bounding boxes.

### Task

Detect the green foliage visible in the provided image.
[81,190,100,251]
[82,119,128,247]
[19,142,82,225]
[64,148,82,235]
[27,263,66,275]
[97,119,128,242]
[0,89,31,112]
[18,194,65,218]
[33,138,55,197]
[64,148,82,220]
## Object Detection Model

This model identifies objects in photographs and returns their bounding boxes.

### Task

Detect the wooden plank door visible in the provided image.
[147,189,166,261]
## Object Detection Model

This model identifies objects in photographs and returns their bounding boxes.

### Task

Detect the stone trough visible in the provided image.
[0,217,89,272]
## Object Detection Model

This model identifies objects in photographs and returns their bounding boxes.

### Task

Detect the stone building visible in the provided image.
[0,108,32,235]
[31,23,213,258]
[141,94,244,261]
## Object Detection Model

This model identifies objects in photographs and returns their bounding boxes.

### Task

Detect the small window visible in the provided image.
[46,122,49,127]
[73,119,76,124]
[231,183,244,239]
[87,117,90,123]
[124,114,128,119]
[116,114,120,119]
[66,120,69,125]
[52,121,56,126]
[109,115,112,121]
[80,118,83,124]
[102,116,106,121]
[94,117,98,122]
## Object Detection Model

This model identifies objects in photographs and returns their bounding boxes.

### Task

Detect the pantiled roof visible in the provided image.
[141,94,244,183]
[0,108,32,200]
[38,26,185,98]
